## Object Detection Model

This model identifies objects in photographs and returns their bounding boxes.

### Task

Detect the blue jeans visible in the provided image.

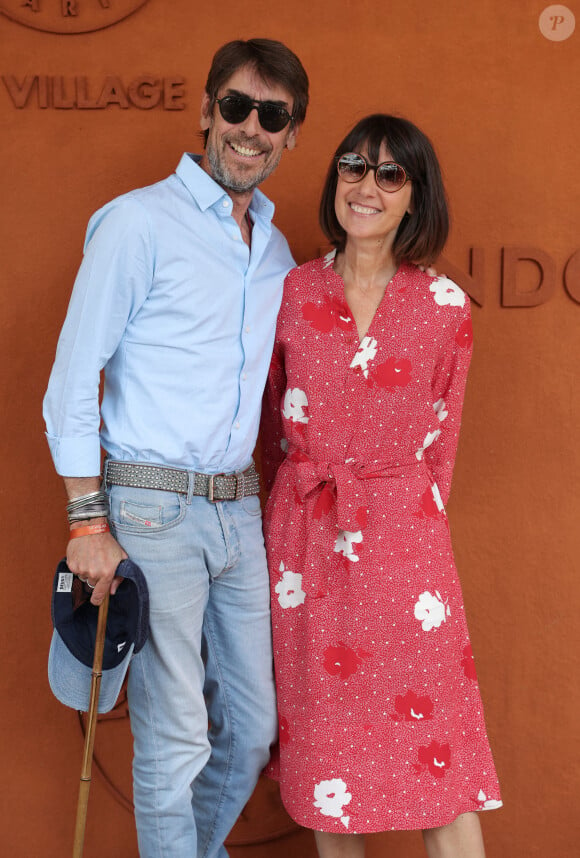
[108,485,277,858]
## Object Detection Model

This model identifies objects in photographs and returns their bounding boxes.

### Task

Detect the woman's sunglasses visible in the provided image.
[336,152,411,193]
[215,94,294,134]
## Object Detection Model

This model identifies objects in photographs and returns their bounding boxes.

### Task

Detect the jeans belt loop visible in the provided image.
[186,470,195,505]
[208,473,227,503]
[235,470,245,501]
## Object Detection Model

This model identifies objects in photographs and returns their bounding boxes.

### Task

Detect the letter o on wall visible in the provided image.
[564,250,580,304]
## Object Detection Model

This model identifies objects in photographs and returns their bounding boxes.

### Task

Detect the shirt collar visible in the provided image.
[175,153,276,222]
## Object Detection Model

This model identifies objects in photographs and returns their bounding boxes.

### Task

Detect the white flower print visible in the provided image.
[429,277,466,307]
[349,336,378,378]
[414,590,451,631]
[431,482,445,513]
[476,789,503,810]
[334,529,363,562]
[314,778,352,825]
[275,562,306,609]
[433,398,448,422]
[322,249,337,269]
[416,429,441,460]
[282,388,309,423]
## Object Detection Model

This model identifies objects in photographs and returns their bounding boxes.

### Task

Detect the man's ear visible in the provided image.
[200,91,212,131]
[285,123,300,151]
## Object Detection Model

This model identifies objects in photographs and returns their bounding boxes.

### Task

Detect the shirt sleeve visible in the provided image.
[424,296,473,506]
[259,334,288,494]
[42,197,155,476]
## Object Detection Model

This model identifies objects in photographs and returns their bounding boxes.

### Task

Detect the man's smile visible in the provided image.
[228,140,265,158]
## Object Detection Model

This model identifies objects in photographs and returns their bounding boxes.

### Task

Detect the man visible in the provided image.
[43,38,309,858]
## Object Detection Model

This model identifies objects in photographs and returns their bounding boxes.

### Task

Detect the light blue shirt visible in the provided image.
[43,154,294,476]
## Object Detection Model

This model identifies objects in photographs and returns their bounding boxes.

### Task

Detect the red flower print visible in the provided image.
[289,448,310,463]
[372,357,412,389]
[416,741,451,778]
[278,715,290,745]
[313,483,335,519]
[302,296,352,333]
[461,644,478,681]
[335,542,366,572]
[392,690,434,722]
[471,789,502,810]
[294,422,308,438]
[455,319,473,349]
[323,642,366,680]
[355,507,368,529]
[414,486,444,520]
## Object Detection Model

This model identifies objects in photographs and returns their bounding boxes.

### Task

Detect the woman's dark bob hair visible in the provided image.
[319,114,449,265]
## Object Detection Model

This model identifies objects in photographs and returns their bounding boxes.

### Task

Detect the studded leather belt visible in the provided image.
[103,460,260,502]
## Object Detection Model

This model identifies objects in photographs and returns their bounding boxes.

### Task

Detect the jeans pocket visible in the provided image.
[109,487,186,534]
[239,493,262,517]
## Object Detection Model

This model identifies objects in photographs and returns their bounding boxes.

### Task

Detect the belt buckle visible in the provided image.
[208,473,227,503]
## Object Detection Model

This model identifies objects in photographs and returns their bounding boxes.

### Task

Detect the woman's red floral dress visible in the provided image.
[260,253,501,833]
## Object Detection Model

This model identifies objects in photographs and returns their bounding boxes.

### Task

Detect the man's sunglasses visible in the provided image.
[336,152,411,193]
[215,94,294,134]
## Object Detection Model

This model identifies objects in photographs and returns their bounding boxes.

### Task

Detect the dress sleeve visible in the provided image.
[259,337,288,494]
[424,297,473,506]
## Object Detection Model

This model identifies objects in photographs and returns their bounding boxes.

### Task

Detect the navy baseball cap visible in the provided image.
[48,558,149,713]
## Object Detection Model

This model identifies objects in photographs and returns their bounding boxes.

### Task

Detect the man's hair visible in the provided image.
[319,114,449,265]
[203,38,309,143]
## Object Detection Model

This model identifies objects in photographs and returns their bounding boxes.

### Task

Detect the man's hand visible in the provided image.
[66,528,128,606]
[63,475,127,606]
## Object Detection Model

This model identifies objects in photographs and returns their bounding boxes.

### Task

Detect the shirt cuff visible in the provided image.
[45,433,102,477]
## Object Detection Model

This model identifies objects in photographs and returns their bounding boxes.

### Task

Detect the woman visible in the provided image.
[260,115,501,857]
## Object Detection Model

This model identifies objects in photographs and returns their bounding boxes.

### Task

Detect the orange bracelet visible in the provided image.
[69,523,110,539]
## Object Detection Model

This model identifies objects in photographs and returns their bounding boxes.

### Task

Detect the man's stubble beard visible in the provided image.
[206,139,283,194]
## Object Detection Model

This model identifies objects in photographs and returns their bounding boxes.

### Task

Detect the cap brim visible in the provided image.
[48,630,134,714]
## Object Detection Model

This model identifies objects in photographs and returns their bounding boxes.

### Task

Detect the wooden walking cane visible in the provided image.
[72,591,110,858]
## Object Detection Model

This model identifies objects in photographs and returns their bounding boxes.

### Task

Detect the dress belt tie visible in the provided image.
[288,446,423,531]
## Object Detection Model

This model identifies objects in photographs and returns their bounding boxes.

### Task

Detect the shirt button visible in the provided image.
[235,421,240,429]
[245,325,251,333]
[233,234,239,241]
[222,200,229,208]
[242,373,247,381]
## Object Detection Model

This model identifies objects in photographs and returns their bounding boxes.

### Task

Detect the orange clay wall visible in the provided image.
[1,2,578,856]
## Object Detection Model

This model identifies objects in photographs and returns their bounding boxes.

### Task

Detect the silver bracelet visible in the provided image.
[66,490,107,512]
[67,489,110,524]
[68,507,110,522]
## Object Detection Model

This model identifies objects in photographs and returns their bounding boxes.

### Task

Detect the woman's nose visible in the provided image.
[358,168,378,192]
